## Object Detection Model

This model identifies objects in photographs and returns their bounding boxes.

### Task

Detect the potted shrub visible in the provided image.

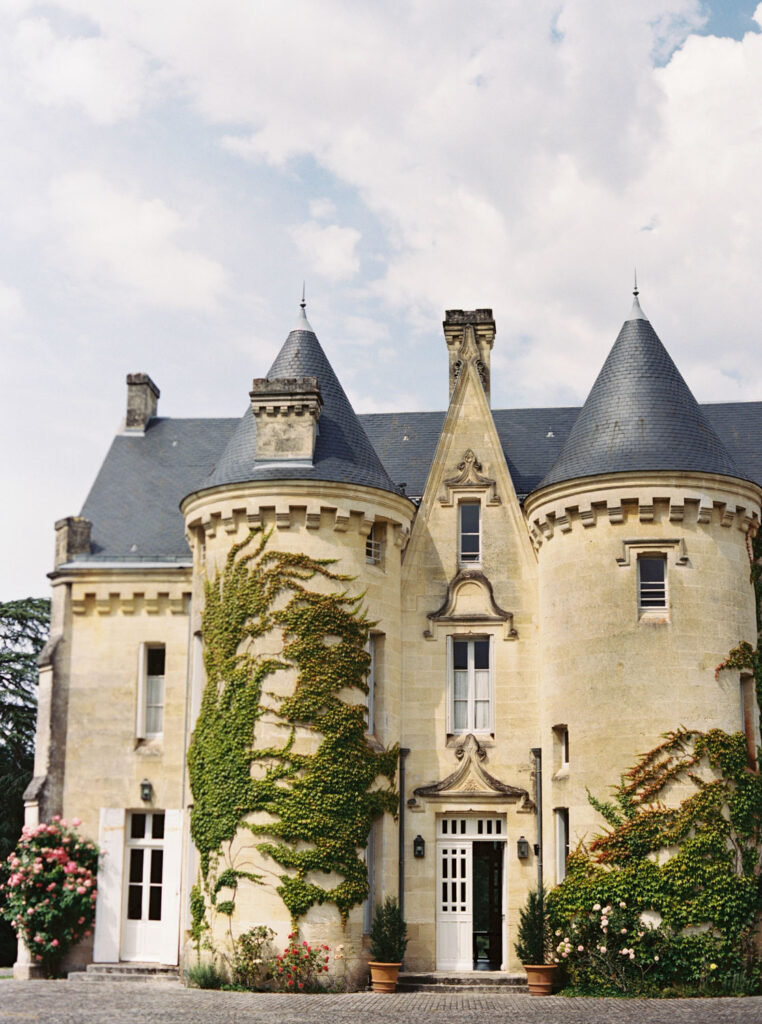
[368,896,408,992]
[514,887,556,996]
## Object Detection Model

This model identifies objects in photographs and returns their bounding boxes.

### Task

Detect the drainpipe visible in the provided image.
[398,747,410,917]
[531,747,543,904]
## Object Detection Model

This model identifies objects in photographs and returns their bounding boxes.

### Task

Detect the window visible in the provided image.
[366,523,384,565]
[741,675,758,771]
[136,643,165,740]
[555,808,569,883]
[553,724,569,772]
[459,502,480,565]
[448,636,493,733]
[362,822,376,934]
[638,556,666,609]
[366,634,381,735]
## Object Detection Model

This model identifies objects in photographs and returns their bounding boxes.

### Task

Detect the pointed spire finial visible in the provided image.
[627,269,647,322]
[293,282,314,333]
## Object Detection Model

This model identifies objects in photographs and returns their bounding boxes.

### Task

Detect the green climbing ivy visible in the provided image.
[187,528,398,926]
[549,526,762,995]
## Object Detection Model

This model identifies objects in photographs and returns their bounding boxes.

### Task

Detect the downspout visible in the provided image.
[398,747,410,918]
[531,746,543,899]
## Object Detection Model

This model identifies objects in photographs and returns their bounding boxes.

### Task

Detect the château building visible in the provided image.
[20,291,762,981]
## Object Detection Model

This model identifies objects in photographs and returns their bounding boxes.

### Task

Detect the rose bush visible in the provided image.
[272,932,331,992]
[0,817,99,976]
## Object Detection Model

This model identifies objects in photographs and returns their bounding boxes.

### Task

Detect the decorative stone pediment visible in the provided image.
[425,569,517,640]
[411,734,532,807]
[439,450,501,507]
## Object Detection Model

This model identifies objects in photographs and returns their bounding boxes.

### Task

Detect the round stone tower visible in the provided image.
[523,291,761,879]
[181,304,414,978]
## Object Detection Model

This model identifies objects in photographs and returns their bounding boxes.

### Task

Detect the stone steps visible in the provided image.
[396,970,528,993]
[68,963,181,984]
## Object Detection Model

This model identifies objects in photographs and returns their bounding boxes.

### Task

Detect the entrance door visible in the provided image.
[120,811,165,962]
[436,816,505,971]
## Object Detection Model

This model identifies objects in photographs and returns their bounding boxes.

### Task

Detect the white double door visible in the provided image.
[435,815,506,971]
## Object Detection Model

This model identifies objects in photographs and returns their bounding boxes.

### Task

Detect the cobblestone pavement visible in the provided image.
[2,981,762,1024]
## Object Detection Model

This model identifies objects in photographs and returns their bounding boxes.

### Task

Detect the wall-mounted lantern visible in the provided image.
[413,835,425,859]
[140,779,153,803]
[517,835,530,860]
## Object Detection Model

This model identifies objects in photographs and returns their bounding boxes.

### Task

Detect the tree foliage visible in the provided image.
[0,597,49,965]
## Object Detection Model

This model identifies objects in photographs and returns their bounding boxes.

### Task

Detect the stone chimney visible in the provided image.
[443,309,496,403]
[250,376,323,462]
[125,373,160,431]
[54,516,92,567]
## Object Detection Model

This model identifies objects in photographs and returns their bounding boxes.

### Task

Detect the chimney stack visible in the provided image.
[250,376,323,462]
[125,373,160,431]
[54,516,92,567]
[443,309,496,403]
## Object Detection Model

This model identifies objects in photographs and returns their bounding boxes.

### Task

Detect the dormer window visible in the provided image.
[459,502,480,565]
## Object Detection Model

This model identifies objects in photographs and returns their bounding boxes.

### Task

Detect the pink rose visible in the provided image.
[72,817,82,827]
[77,886,86,894]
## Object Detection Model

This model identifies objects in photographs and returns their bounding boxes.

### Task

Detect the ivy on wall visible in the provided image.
[549,525,762,994]
[550,728,762,991]
[187,529,398,928]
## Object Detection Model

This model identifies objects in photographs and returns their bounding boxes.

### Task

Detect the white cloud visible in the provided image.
[0,282,24,321]
[49,172,227,310]
[309,198,337,221]
[289,220,361,282]
[12,15,150,124]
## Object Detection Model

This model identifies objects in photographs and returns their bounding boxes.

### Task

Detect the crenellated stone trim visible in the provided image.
[527,492,760,550]
[72,591,191,616]
[186,499,412,549]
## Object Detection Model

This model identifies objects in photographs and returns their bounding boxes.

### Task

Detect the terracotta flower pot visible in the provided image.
[523,963,557,996]
[368,961,401,993]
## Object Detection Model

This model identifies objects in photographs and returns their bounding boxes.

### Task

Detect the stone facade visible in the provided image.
[21,298,761,982]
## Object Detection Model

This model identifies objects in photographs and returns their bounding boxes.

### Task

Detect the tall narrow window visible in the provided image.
[366,523,384,565]
[448,637,493,733]
[555,808,569,883]
[553,724,569,772]
[459,502,480,565]
[366,635,377,735]
[741,675,758,771]
[362,822,375,934]
[136,644,165,740]
[638,556,666,609]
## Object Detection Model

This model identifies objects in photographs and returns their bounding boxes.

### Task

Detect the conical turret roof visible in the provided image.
[539,297,742,488]
[205,308,400,494]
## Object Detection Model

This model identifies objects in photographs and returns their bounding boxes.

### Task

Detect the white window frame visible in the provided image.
[365,523,384,566]
[446,635,494,735]
[458,501,481,566]
[555,808,569,883]
[136,642,165,740]
[637,555,667,611]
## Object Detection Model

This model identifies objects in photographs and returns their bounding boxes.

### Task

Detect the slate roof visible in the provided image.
[540,309,742,487]
[80,418,237,560]
[205,317,399,495]
[74,400,762,563]
[72,304,762,564]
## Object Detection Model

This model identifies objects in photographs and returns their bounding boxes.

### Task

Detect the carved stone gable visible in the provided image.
[411,734,532,808]
[439,450,501,507]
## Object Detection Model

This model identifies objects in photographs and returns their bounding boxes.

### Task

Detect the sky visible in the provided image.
[2,0,762,600]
